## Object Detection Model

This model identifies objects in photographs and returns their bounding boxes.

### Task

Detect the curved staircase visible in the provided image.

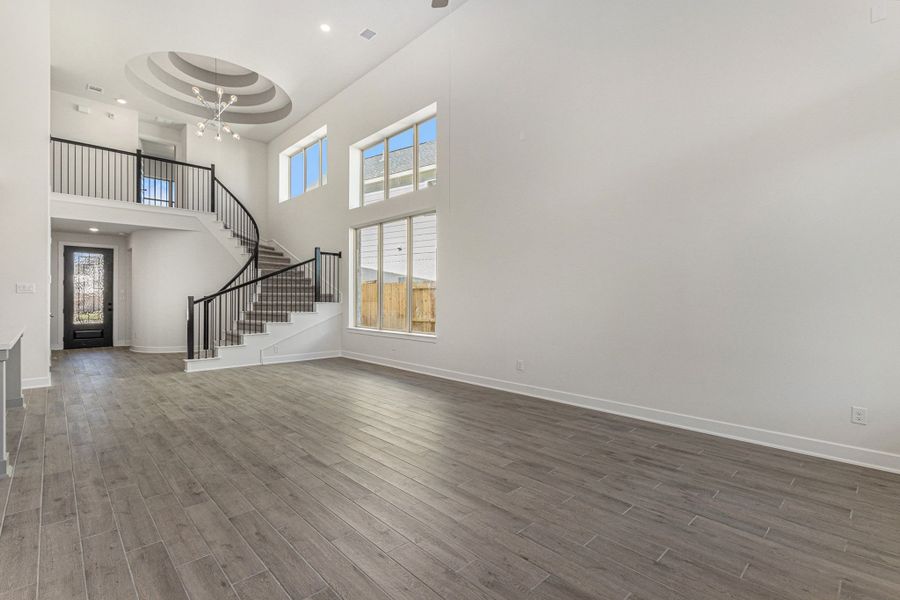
[46,136,341,371]
[187,211,342,368]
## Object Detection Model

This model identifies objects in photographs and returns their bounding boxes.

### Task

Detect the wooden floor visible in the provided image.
[1,349,899,600]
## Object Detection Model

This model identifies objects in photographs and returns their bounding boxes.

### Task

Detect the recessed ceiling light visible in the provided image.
[320,23,331,32]
[115,98,128,105]
[359,28,376,40]
[89,227,99,233]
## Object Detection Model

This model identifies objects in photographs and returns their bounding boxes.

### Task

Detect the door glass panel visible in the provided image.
[356,226,379,328]
[411,213,437,333]
[72,251,105,325]
[381,219,408,331]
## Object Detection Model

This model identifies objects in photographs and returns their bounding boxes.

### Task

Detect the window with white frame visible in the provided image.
[359,116,436,207]
[354,213,437,334]
[282,133,328,201]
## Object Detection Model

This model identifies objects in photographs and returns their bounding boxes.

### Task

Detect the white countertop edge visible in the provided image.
[0,325,25,351]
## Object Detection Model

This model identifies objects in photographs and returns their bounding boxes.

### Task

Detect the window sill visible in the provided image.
[346,327,437,343]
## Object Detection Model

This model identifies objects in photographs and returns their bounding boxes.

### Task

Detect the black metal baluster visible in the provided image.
[135,148,142,204]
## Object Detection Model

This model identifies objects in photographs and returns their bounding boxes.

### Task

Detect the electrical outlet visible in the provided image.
[273,345,279,354]
[851,406,868,425]
[516,359,525,372]
[16,282,35,294]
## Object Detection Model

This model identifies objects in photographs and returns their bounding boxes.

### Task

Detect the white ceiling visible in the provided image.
[51,218,143,235]
[50,0,466,141]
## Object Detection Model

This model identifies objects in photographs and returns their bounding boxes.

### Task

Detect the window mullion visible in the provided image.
[383,140,388,203]
[354,228,360,327]
[377,222,384,330]
[407,216,413,333]
[413,122,419,191]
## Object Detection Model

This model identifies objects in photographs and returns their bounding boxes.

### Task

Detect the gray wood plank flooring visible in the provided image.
[0,347,898,599]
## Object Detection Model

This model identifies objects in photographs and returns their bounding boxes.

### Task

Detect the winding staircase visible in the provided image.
[50,137,341,370]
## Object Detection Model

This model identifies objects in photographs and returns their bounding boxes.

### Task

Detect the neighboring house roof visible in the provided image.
[364,140,436,180]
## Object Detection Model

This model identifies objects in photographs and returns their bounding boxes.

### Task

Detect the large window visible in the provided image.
[360,116,436,207]
[287,135,328,200]
[355,213,437,334]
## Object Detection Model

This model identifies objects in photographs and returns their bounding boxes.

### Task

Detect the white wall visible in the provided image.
[185,133,268,235]
[0,1,51,387]
[129,229,237,352]
[49,232,132,349]
[266,0,900,471]
[51,90,139,151]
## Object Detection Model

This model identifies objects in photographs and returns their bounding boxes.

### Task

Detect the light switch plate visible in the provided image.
[16,283,36,294]
[872,2,888,23]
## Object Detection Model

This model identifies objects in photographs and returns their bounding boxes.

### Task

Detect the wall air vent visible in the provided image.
[359,28,377,40]
[85,83,105,95]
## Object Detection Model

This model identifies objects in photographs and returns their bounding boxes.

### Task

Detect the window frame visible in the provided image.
[353,212,437,336]
[285,134,328,201]
[359,116,436,207]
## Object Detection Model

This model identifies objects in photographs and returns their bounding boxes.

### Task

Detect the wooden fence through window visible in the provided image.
[358,281,435,332]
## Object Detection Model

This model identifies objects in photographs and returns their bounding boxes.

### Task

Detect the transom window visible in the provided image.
[285,134,328,200]
[360,116,436,207]
[355,213,437,334]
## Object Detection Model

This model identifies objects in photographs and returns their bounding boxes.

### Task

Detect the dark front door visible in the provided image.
[64,246,114,349]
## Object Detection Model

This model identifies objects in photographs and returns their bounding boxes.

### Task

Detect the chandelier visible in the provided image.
[192,85,240,141]
[192,61,240,142]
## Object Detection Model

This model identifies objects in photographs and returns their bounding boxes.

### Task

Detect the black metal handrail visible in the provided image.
[187,248,341,360]
[212,179,260,292]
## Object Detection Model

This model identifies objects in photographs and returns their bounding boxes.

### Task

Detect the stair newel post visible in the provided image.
[135,148,143,204]
[209,163,216,214]
[202,300,210,353]
[314,247,322,303]
[186,297,195,359]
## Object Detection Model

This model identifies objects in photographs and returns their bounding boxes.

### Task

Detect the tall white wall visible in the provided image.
[49,232,132,349]
[129,229,237,352]
[0,1,51,387]
[266,0,900,470]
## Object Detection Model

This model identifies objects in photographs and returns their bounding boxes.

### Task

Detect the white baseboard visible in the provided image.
[51,341,128,351]
[262,350,341,365]
[184,356,261,373]
[23,375,52,389]
[130,345,185,354]
[341,351,900,475]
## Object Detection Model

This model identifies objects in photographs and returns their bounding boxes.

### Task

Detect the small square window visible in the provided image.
[283,131,327,201]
